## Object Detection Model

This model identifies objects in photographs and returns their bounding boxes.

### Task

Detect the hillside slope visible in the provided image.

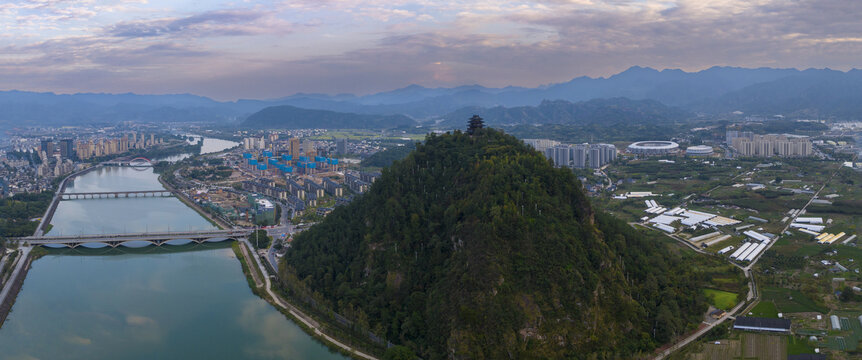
[281,129,706,359]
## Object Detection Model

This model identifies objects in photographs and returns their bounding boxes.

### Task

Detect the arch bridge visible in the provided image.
[104,157,154,167]
[14,229,255,248]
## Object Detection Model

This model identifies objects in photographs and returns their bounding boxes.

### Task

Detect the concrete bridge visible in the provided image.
[60,190,173,200]
[14,229,257,248]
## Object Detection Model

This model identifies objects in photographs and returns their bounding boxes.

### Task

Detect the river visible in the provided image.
[0,139,346,360]
[158,136,239,164]
[186,135,238,155]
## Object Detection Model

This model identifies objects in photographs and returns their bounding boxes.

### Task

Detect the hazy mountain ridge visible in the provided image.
[3,66,861,129]
[438,98,692,127]
[273,66,860,118]
[241,105,415,129]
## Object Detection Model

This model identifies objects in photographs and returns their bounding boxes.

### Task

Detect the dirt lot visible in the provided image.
[742,333,787,360]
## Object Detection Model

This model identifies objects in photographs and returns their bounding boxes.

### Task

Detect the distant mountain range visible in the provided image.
[241,105,414,129]
[3,66,862,130]
[281,66,862,120]
[437,98,691,127]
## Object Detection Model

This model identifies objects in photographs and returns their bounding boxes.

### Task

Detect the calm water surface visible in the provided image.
[0,161,344,360]
[186,136,238,155]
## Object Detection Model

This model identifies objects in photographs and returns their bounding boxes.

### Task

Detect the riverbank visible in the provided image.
[158,175,227,230]
[154,150,380,359]
[37,165,100,234]
[235,238,379,360]
[232,242,264,294]
[0,247,32,329]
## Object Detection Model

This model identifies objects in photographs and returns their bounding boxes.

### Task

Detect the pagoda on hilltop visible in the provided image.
[467,115,484,135]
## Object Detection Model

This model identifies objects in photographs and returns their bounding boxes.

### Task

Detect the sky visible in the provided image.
[1,0,861,100]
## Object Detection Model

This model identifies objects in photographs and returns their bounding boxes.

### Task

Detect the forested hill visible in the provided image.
[281,129,706,359]
[242,105,415,129]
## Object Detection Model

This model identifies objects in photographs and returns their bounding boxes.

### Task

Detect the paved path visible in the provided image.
[238,242,263,288]
[238,238,379,360]
[0,247,31,310]
[655,300,746,359]
[655,164,842,359]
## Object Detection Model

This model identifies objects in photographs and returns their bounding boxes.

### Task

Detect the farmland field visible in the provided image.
[704,288,739,310]
[750,301,780,318]
[761,287,828,314]
[741,333,787,360]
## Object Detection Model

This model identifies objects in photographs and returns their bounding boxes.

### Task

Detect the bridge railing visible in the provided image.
[16,229,254,241]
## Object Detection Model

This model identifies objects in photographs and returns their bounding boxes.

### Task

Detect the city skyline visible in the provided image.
[1,0,861,100]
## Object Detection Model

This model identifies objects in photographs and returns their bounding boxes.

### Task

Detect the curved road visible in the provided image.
[238,239,378,360]
[655,164,841,359]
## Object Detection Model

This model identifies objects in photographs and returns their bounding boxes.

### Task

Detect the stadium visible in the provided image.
[627,141,680,155]
[685,145,715,156]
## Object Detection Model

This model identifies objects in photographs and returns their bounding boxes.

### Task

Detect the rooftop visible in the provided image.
[733,316,791,330]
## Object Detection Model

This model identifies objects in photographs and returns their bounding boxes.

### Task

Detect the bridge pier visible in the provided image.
[16,230,258,248]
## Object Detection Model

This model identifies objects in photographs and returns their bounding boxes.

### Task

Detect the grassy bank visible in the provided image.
[231,241,264,298]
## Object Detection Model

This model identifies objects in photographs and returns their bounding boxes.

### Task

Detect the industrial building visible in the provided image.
[732,316,791,333]
[626,141,680,155]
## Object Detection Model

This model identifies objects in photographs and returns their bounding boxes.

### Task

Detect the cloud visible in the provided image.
[125,315,157,326]
[63,335,93,346]
[1,0,862,99]
[104,9,292,39]
[236,299,304,358]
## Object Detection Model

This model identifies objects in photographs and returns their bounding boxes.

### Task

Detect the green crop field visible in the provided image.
[704,288,739,310]
[761,287,828,314]
[786,336,816,355]
[750,301,779,318]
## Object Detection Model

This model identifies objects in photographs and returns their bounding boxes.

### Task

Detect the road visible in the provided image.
[655,164,842,359]
[0,247,31,311]
[238,238,378,360]
[655,299,746,360]
[167,162,376,359]
[743,169,838,270]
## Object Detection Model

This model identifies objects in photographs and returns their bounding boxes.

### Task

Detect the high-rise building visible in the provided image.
[589,147,601,169]
[524,139,561,155]
[572,145,587,168]
[588,143,617,168]
[547,145,572,168]
[40,139,54,156]
[289,138,301,158]
[732,135,811,157]
[726,130,754,145]
[58,139,74,159]
[336,138,347,155]
[302,139,316,157]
